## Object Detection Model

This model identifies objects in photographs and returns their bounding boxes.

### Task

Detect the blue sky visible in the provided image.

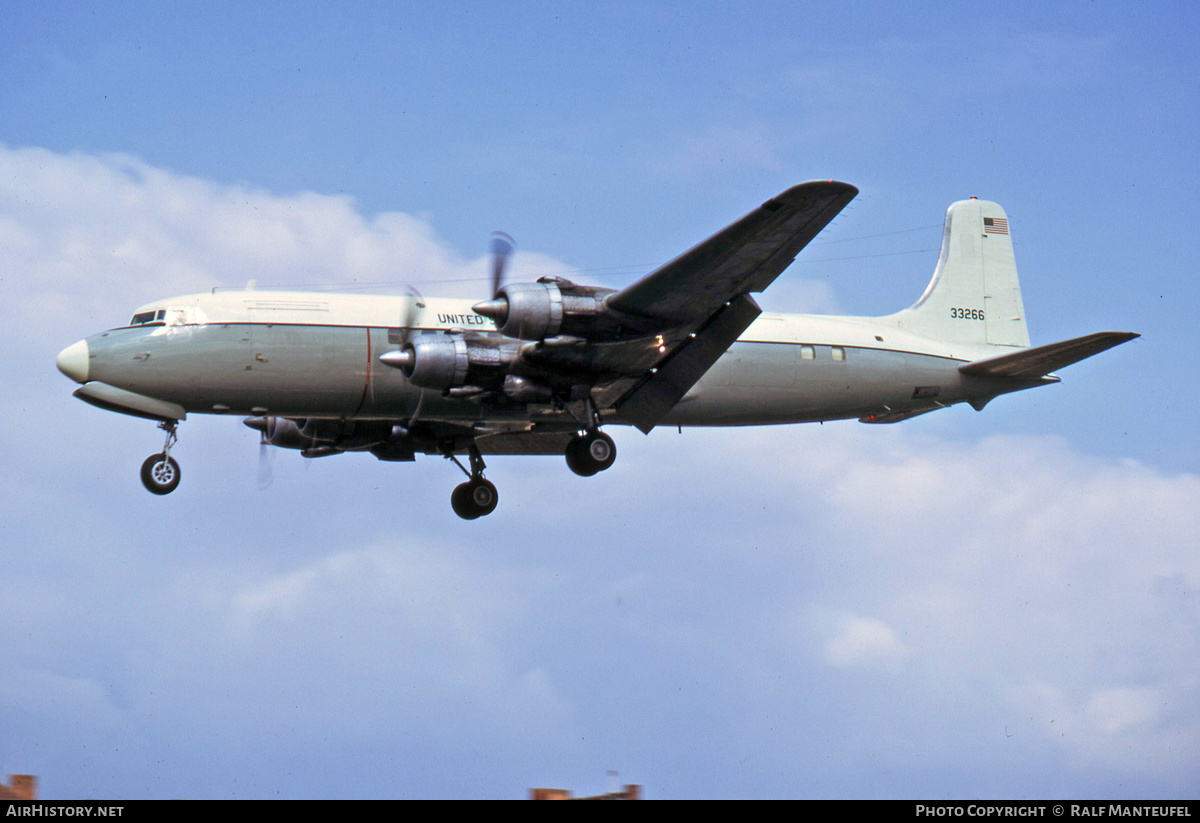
[2,2,1197,799]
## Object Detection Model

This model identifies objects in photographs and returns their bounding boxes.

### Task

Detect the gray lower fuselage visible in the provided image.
[77,320,1029,428]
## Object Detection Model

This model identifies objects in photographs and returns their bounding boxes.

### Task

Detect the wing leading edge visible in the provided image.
[606,181,858,325]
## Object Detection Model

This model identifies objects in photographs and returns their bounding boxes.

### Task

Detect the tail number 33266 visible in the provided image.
[951,307,985,320]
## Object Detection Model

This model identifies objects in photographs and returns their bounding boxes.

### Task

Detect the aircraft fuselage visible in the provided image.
[63,291,1040,428]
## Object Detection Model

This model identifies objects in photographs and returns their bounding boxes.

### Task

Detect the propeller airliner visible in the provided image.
[56,181,1137,518]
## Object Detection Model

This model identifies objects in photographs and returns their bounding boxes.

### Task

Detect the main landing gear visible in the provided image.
[141,420,181,495]
[446,445,498,520]
[565,430,616,477]
[563,396,616,478]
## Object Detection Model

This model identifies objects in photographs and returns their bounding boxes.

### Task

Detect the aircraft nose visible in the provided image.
[56,339,90,383]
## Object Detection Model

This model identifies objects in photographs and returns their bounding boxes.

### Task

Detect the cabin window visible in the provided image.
[800,345,815,360]
[832,346,845,361]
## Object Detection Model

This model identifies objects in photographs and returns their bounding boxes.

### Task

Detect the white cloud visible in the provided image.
[0,144,574,338]
[823,613,911,668]
[608,422,1200,784]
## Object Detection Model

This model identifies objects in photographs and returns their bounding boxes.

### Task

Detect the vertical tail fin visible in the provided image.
[889,198,1029,348]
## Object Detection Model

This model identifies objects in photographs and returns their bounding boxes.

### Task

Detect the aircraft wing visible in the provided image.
[606,180,858,326]
[958,331,1139,379]
[568,181,857,432]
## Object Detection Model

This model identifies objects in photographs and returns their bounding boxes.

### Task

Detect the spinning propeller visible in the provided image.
[474,231,514,324]
[381,232,510,371]
[376,233,516,420]
[378,284,425,373]
[257,432,274,489]
[489,231,514,299]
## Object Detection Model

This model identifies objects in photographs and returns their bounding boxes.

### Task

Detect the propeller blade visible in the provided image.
[408,388,426,428]
[257,434,274,489]
[379,286,423,373]
[490,231,514,298]
[398,285,423,348]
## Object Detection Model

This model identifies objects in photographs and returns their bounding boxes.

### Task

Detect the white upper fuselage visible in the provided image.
[128,288,1005,363]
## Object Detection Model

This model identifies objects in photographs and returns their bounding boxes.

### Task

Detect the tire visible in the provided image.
[140,453,181,495]
[565,432,616,477]
[564,438,591,476]
[451,482,477,519]
[451,479,498,519]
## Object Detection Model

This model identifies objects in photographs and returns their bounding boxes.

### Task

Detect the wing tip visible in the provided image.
[763,180,858,211]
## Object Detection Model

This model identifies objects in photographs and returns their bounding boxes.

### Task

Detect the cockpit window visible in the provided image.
[130,309,166,326]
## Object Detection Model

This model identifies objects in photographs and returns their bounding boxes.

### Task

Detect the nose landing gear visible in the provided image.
[141,421,182,495]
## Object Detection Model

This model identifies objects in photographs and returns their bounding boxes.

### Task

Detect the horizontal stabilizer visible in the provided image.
[959,331,1139,380]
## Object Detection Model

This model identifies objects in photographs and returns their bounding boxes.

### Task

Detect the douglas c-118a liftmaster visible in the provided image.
[56,182,1137,518]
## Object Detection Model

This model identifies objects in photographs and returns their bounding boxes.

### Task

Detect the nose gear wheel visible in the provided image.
[140,421,182,495]
[141,453,181,494]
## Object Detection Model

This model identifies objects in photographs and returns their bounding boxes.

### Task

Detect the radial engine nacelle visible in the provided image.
[244,415,309,449]
[243,417,396,453]
[379,334,544,398]
[472,277,618,341]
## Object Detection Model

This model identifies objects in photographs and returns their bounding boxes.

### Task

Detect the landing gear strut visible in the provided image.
[141,420,181,495]
[446,444,498,520]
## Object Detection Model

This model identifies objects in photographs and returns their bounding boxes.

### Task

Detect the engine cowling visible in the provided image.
[243,417,393,451]
[472,277,617,341]
[380,334,521,392]
[403,335,470,390]
[250,416,309,449]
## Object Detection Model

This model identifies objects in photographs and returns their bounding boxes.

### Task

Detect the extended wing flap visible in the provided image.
[958,331,1139,379]
[614,294,762,433]
[607,181,857,326]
